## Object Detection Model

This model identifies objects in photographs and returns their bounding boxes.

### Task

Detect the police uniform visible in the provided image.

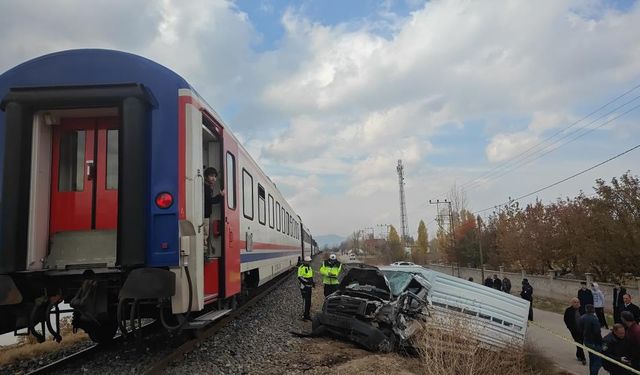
[320,256,342,297]
[297,261,314,320]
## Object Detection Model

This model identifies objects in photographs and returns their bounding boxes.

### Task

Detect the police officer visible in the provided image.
[298,256,314,321]
[320,253,342,297]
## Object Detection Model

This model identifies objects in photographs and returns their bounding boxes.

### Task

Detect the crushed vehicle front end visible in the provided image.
[312,265,429,352]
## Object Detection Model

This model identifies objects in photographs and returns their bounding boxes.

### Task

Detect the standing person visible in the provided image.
[502,277,512,294]
[492,274,502,291]
[621,294,640,323]
[578,282,594,315]
[521,278,534,321]
[319,253,342,297]
[613,282,627,324]
[602,323,631,375]
[578,304,603,375]
[297,256,315,321]
[621,311,640,370]
[484,276,493,288]
[564,298,586,365]
[203,167,223,255]
[592,283,609,329]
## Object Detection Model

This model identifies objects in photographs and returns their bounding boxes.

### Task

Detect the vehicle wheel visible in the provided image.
[378,328,397,353]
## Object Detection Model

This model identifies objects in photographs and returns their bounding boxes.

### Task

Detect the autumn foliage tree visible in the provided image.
[443,172,640,281]
[412,220,429,264]
[384,225,405,263]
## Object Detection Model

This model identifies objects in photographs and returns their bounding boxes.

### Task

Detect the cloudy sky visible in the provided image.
[1,0,639,238]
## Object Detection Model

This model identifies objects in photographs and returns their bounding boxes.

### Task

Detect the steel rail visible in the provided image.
[142,269,295,375]
[27,321,159,375]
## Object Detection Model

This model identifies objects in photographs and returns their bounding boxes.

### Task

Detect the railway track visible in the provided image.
[23,268,294,375]
[142,269,295,374]
[24,321,159,375]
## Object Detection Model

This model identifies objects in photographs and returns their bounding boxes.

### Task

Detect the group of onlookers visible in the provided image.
[478,274,532,320]
[482,274,512,293]
[564,282,640,375]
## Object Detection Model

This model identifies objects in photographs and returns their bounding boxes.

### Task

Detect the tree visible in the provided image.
[385,225,405,262]
[413,220,429,264]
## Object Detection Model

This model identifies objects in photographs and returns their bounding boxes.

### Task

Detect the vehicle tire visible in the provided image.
[378,328,397,353]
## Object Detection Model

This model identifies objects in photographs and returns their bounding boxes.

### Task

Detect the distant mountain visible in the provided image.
[315,234,346,249]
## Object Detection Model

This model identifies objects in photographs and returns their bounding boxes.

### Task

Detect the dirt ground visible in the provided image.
[265,334,424,375]
[265,257,424,375]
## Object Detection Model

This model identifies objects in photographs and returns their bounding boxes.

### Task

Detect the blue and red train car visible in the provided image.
[0,49,316,342]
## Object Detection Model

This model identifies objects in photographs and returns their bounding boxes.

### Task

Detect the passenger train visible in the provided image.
[0,49,318,342]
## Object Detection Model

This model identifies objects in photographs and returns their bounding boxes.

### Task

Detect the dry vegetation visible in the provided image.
[413,317,556,375]
[0,318,88,367]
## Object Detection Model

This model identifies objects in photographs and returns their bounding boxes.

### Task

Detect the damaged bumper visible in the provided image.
[313,312,394,352]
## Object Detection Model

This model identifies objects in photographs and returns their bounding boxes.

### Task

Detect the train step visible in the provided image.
[186,309,232,329]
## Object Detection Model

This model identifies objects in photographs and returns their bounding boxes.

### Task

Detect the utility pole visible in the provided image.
[376,224,390,240]
[476,214,484,281]
[429,199,454,260]
[396,160,409,247]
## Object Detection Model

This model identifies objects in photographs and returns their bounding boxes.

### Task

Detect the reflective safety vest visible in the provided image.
[319,261,342,285]
[298,264,313,279]
[298,265,314,288]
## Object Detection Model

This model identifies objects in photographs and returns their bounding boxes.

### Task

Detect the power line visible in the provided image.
[473,142,640,214]
[462,93,640,190]
[465,101,640,190]
[408,82,640,216]
[459,82,640,190]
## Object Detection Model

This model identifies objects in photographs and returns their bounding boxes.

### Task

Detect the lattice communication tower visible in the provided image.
[396,160,409,244]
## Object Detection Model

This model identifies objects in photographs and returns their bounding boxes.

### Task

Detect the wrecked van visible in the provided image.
[312,264,529,352]
[384,265,530,348]
[312,264,430,352]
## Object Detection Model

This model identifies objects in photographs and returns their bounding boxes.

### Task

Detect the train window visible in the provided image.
[106,130,118,190]
[276,202,281,231]
[286,212,290,235]
[281,207,285,234]
[226,152,236,209]
[58,130,86,192]
[242,169,253,220]
[257,184,266,225]
[268,194,274,228]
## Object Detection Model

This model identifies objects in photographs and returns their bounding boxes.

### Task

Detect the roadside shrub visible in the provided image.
[413,316,529,375]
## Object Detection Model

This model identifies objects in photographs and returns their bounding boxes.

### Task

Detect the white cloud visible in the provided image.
[1,0,639,236]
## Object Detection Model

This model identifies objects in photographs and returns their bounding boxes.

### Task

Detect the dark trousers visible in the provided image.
[300,287,312,319]
[614,306,621,324]
[595,307,609,328]
[570,332,586,361]
[585,342,602,375]
[526,299,533,321]
[323,284,338,297]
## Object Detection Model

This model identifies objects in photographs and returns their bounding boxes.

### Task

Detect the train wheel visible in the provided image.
[86,318,118,344]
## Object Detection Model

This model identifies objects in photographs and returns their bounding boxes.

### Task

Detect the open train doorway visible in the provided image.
[202,117,223,298]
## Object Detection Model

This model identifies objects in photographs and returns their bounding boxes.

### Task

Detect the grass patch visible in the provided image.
[0,318,88,367]
[533,296,615,327]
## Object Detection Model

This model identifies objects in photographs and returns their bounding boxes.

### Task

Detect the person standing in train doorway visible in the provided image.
[320,254,342,297]
[298,256,315,321]
[203,167,223,256]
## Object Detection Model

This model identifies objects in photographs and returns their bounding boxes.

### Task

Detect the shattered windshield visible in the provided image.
[381,271,412,296]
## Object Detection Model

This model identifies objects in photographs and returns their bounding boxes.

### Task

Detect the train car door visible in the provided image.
[222,134,241,297]
[48,117,118,267]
